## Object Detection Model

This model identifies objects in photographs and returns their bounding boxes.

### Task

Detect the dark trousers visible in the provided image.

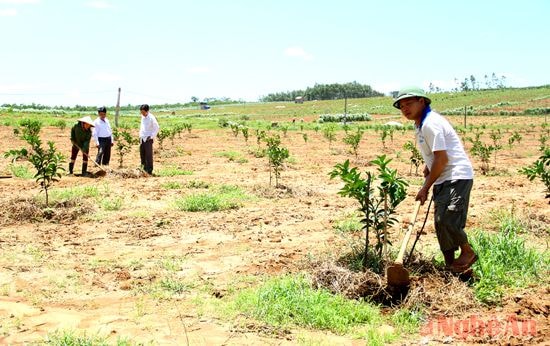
[433,179,473,252]
[96,137,112,165]
[70,145,88,163]
[140,138,154,174]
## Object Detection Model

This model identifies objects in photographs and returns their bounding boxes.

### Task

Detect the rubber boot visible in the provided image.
[81,163,89,177]
[68,162,74,175]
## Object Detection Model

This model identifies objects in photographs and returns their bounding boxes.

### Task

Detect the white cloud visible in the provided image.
[91,72,121,82]
[0,8,16,16]
[186,66,211,75]
[284,46,313,61]
[85,1,113,9]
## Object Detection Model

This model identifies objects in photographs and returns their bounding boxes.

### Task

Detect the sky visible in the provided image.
[0,0,549,107]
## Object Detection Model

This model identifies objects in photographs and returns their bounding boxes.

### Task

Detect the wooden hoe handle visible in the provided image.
[395,201,422,265]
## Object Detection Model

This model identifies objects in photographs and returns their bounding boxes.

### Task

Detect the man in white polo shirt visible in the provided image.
[93,106,113,166]
[393,86,477,273]
[139,104,160,175]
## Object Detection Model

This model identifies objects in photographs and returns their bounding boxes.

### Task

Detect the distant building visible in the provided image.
[294,96,304,104]
[199,102,210,110]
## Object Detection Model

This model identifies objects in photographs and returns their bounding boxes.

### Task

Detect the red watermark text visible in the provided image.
[421,315,537,340]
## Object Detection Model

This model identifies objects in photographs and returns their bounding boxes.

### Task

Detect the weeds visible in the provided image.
[174,185,251,212]
[8,163,34,178]
[156,166,193,177]
[470,216,549,304]
[101,196,123,211]
[233,274,382,334]
[214,151,247,163]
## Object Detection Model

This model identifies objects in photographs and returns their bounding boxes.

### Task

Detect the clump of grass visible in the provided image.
[100,196,123,211]
[186,180,210,189]
[8,163,34,179]
[232,274,383,335]
[333,212,362,234]
[156,166,193,177]
[162,181,183,189]
[174,184,251,212]
[214,150,248,163]
[471,216,549,304]
[45,329,134,345]
[40,185,100,205]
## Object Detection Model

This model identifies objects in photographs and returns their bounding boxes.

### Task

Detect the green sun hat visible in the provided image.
[393,86,431,109]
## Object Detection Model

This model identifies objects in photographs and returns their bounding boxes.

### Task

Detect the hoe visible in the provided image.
[386,200,421,287]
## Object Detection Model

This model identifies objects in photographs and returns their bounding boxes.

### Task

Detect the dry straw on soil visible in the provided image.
[310,258,480,316]
[1,197,93,225]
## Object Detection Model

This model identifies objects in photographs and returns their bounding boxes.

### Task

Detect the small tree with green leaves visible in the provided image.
[302,132,308,143]
[265,134,289,188]
[342,128,363,159]
[112,128,139,168]
[181,122,192,133]
[329,155,408,271]
[6,120,65,207]
[322,123,337,149]
[539,133,549,152]
[508,131,522,150]
[468,131,497,175]
[489,129,503,168]
[403,140,423,175]
[279,124,289,137]
[230,122,241,137]
[520,148,550,202]
[241,126,250,143]
[156,128,171,150]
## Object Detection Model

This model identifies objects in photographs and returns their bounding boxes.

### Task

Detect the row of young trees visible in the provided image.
[260,82,383,102]
[428,73,508,93]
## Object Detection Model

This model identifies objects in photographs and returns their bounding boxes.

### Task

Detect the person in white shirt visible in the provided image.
[93,106,114,166]
[139,104,160,175]
[393,86,477,273]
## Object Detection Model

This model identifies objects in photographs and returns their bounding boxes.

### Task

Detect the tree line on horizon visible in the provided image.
[259,82,384,102]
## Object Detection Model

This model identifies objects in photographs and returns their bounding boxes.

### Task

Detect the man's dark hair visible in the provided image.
[140,104,150,112]
[97,106,107,113]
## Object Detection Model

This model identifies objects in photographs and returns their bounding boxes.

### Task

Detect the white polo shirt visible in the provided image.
[92,117,113,145]
[416,111,474,185]
[139,112,160,143]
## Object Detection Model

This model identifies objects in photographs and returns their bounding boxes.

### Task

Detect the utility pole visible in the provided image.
[343,89,348,125]
[115,87,121,127]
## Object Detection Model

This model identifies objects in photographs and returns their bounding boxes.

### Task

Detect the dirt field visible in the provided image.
[0,115,548,345]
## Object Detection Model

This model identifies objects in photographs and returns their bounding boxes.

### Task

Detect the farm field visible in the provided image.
[0,95,549,344]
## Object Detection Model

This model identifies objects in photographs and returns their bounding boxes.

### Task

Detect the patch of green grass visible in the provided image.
[231,274,382,335]
[156,166,193,177]
[214,150,248,163]
[162,181,183,189]
[333,212,362,233]
[9,163,34,179]
[44,329,136,345]
[471,216,550,304]
[158,277,192,295]
[186,180,210,189]
[174,184,252,212]
[390,308,423,334]
[48,185,100,203]
[100,196,123,211]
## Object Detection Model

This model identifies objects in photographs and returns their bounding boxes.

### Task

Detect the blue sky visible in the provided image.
[0,0,548,106]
